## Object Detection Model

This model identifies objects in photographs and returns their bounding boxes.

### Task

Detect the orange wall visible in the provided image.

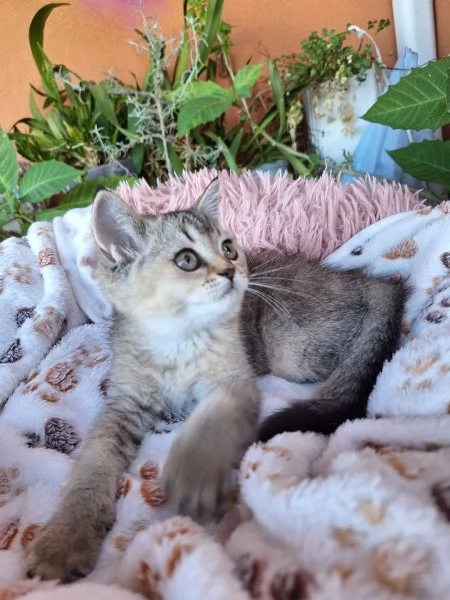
[0,0,447,131]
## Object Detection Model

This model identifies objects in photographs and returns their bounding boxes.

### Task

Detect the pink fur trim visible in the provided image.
[117,170,423,260]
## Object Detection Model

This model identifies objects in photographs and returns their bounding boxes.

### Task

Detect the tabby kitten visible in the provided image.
[25,180,404,582]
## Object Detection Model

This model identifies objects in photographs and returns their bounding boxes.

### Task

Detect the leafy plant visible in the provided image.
[0,128,83,238]
[10,1,316,183]
[9,3,143,172]
[271,20,390,162]
[363,56,450,188]
[281,20,390,92]
[36,175,137,221]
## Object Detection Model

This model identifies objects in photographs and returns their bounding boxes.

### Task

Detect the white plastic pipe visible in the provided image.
[392,0,437,65]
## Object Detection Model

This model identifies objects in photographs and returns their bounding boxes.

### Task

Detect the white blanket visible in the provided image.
[1,201,450,599]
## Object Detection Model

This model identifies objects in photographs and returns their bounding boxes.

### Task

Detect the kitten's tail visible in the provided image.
[258,280,405,442]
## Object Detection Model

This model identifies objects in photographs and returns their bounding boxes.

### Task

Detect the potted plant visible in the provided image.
[9,3,145,177]
[10,1,317,186]
[278,20,390,165]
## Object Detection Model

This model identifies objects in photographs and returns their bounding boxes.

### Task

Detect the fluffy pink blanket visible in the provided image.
[118,169,422,261]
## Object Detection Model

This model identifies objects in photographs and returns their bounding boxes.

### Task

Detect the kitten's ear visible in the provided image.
[92,190,147,265]
[194,178,220,223]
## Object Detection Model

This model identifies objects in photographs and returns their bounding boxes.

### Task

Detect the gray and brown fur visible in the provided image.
[25,180,405,582]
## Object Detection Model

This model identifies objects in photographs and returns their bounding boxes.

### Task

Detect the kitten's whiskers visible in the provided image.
[246,287,291,319]
[250,280,325,306]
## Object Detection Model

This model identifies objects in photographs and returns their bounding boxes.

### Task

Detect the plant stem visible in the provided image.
[217,36,312,172]
[153,71,172,175]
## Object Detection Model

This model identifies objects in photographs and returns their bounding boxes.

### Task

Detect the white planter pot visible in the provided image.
[303,68,380,164]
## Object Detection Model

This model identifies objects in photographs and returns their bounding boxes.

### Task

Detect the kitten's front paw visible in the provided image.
[162,434,235,523]
[25,519,105,583]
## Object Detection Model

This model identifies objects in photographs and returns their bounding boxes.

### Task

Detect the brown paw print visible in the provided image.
[44,417,81,455]
[9,263,35,285]
[270,571,310,600]
[140,461,159,480]
[441,252,450,269]
[385,239,418,260]
[24,432,41,448]
[439,201,450,214]
[0,339,23,363]
[0,518,20,550]
[0,469,12,495]
[45,362,78,392]
[431,480,450,521]
[140,481,167,508]
[426,310,447,324]
[116,476,132,499]
[40,392,60,403]
[371,538,430,595]
[235,553,265,597]
[33,307,64,338]
[138,560,163,600]
[166,541,195,577]
[21,523,40,550]
[15,306,36,327]
[38,248,58,267]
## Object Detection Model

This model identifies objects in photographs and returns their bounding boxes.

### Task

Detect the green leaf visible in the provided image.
[89,83,136,138]
[60,67,82,107]
[36,207,68,221]
[0,130,19,195]
[204,131,238,172]
[131,144,145,174]
[268,60,286,138]
[363,57,450,131]
[37,175,137,221]
[388,140,450,186]
[233,64,263,98]
[19,160,83,204]
[166,144,184,175]
[29,4,68,100]
[45,109,65,140]
[276,145,310,176]
[177,82,234,136]
[63,175,136,206]
[173,30,190,88]
[229,128,244,158]
[199,0,225,66]
[29,89,46,123]
[29,3,68,70]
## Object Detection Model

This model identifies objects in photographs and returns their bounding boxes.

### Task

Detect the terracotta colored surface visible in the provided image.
[0,0,445,131]
[434,0,450,59]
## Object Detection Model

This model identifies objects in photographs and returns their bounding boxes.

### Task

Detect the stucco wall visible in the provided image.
[0,0,446,131]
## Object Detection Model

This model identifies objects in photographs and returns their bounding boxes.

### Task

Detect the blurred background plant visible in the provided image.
[275,20,390,163]
[279,19,390,93]
[0,128,83,238]
[363,55,450,192]
[6,1,398,235]
[9,0,317,190]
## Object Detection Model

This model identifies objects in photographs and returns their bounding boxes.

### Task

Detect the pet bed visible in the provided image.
[1,170,450,599]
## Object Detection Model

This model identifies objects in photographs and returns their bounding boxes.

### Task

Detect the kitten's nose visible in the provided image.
[218,267,235,281]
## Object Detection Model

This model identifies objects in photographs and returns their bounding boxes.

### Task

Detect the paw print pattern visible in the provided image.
[44,417,81,455]
[45,362,78,393]
[0,339,23,363]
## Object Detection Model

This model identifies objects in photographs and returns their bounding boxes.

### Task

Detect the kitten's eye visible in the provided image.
[174,249,200,271]
[222,240,238,260]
